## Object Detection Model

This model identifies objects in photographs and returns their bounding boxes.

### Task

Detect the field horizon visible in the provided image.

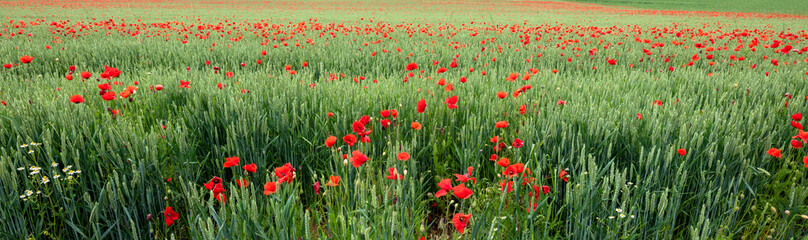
[1,0,807,239]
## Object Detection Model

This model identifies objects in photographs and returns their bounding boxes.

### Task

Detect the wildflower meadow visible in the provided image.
[1,0,808,239]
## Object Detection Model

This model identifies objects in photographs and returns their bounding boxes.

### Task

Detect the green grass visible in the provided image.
[0,0,808,239]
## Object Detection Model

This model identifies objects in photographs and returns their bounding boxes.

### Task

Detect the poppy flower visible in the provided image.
[636,113,643,120]
[489,154,498,161]
[69,95,85,104]
[608,59,617,65]
[496,157,510,167]
[452,184,473,199]
[325,136,337,148]
[19,56,33,64]
[223,156,240,168]
[677,149,687,156]
[497,91,507,99]
[503,163,525,178]
[512,139,524,148]
[274,163,296,183]
[164,206,179,226]
[98,83,112,90]
[792,121,803,130]
[557,100,566,106]
[212,183,226,202]
[328,112,334,119]
[217,83,224,89]
[352,121,366,133]
[803,156,808,168]
[436,67,448,73]
[495,121,508,128]
[263,181,277,195]
[380,110,391,118]
[242,163,257,173]
[380,119,391,129]
[386,167,403,180]
[237,179,249,188]
[417,99,426,113]
[406,62,418,71]
[2,64,11,69]
[452,213,471,233]
[792,140,803,149]
[411,122,422,130]
[204,176,222,190]
[101,91,117,101]
[499,180,514,193]
[343,134,357,146]
[559,169,569,182]
[454,167,476,183]
[80,72,92,79]
[326,176,340,186]
[101,66,121,79]
[445,96,458,109]
[653,100,663,106]
[65,75,73,81]
[397,152,410,161]
[350,150,368,167]
[793,113,802,121]
[793,130,808,142]
[767,148,782,158]
[435,179,453,197]
[179,80,190,88]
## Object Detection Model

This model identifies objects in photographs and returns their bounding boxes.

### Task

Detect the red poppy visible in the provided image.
[217,83,224,89]
[204,176,222,190]
[435,179,452,197]
[81,72,92,79]
[19,56,33,64]
[343,134,357,146]
[608,59,617,65]
[325,176,340,187]
[445,96,458,109]
[98,83,112,90]
[495,121,508,128]
[452,184,473,199]
[164,206,179,226]
[436,67,448,73]
[636,113,643,120]
[242,163,257,173]
[793,113,803,121]
[325,136,337,148]
[496,91,507,99]
[803,156,808,168]
[557,100,566,106]
[767,148,781,158]
[179,80,190,88]
[2,64,11,69]
[792,121,803,130]
[223,156,240,168]
[496,157,510,167]
[417,99,427,113]
[677,149,687,156]
[512,139,524,148]
[65,75,73,81]
[792,140,803,149]
[380,110,391,118]
[263,181,277,195]
[452,213,471,233]
[559,170,569,182]
[352,121,366,133]
[274,163,296,183]
[350,150,368,167]
[386,167,403,180]
[101,91,117,101]
[397,152,410,161]
[454,166,476,183]
[406,63,418,71]
[237,179,249,188]
[411,122,422,130]
[69,95,85,104]
[503,163,525,178]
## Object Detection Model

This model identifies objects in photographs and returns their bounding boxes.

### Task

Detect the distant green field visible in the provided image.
[567,0,808,15]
